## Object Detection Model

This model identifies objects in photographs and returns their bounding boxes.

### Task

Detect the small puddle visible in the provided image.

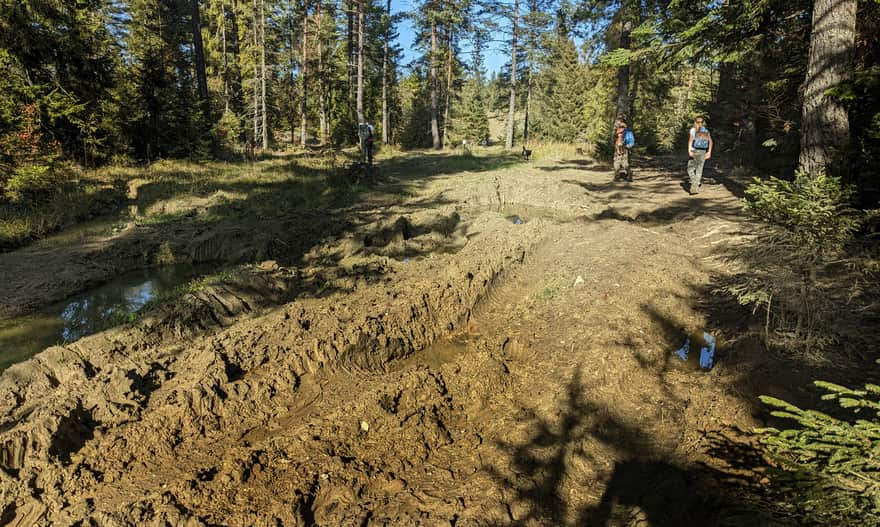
[0,263,219,371]
[392,334,471,371]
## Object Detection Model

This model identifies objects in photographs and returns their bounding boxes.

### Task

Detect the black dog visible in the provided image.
[522,146,532,161]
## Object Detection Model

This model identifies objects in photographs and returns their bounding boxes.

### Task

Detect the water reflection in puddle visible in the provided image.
[0,264,216,371]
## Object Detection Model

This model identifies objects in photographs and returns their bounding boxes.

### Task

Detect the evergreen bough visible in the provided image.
[758,375,880,525]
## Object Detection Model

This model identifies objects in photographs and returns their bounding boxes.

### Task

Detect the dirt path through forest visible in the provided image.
[1,153,806,526]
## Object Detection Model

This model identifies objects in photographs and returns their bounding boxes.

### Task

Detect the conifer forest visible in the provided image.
[1,1,879,525]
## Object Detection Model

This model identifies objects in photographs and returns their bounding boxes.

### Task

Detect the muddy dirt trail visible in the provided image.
[1,154,802,525]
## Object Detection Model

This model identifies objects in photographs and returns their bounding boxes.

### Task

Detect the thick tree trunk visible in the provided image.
[382,0,390,144]
[191,0,209,101]
[430,20,441,149]
[443,23,453,149]
[356,0,365,125]
[614,19,632,122]
[300,0,309,147]
[504,0,518,151]
[799,0,856,174]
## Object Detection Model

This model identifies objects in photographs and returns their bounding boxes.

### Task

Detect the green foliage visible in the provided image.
[451,75,490,145]
[757,376,880,525]
[533,36,590,143]
[745,171,860,255]
[726,171,873,354]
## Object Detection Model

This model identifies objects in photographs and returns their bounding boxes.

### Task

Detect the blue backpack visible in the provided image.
[692,127,711,150]
[623,129,635,148]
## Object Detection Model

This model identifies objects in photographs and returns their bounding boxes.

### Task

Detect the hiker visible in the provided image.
[687,116,713,194]
[358,122,375,166]
[613,116,635,182]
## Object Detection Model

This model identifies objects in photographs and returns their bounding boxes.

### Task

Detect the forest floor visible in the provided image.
[0,148,858,525]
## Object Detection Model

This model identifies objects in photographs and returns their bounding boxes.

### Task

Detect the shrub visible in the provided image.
[725,170,873,354]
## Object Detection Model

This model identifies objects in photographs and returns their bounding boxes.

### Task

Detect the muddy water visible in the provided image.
[392,334,472,371]
[0,263,215,371]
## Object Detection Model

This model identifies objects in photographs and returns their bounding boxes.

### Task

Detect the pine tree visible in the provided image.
[534,35,588,142]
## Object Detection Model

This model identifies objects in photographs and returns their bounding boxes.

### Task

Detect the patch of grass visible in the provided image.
[0,178,125,250]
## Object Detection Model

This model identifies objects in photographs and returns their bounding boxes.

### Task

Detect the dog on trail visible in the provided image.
[521,146,532,161]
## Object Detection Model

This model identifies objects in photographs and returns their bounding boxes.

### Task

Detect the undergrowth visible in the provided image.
[724,170,879,356]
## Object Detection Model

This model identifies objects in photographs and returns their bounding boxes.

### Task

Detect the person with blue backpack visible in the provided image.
[687,115,713,194]
[613,116,635,182]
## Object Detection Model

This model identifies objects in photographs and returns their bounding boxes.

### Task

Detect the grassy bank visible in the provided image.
[0,146,524,252]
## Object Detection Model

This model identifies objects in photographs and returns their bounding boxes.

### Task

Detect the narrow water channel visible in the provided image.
[0,263,217,371]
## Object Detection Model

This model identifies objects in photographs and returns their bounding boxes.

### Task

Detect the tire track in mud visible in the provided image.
[0,214,548,525]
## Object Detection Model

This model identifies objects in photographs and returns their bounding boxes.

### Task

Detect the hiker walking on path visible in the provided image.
[687,116,713,194]
[613,116,635,182]
[358,122,375,166]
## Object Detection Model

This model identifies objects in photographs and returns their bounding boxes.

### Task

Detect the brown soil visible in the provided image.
[0,153,827,525]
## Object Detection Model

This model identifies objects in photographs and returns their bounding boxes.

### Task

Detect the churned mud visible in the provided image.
[0,152,814,525]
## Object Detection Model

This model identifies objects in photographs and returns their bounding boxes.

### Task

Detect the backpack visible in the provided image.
[623,129,635,148]
[692,127,711,150]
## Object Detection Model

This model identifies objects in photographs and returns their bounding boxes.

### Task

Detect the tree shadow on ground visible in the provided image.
[489,367,788,527]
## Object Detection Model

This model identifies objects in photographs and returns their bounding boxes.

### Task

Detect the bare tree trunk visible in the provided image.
[799,0,856,174]
[317,1,328,144]
[614,19,632,122]
[430,20,441,149]
[230,0,245,124]
[260,0,268,149]
[252,0,259,144]
[504,0,518,151]
[356,0,365,125]
[524,64,532,146]
[443,22,453,149]
[348,0,355,109]
[300,0,309,147]
[191,0,209,101]
[221,0,229,111]
[381,0,390,144]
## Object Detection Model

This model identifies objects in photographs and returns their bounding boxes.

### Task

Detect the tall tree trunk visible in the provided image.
[443,22,453,149]
[356,0,365,124]
[382,0,390,144]
[191,0,209,101]
[260,0,268,149]
[221,0,229,111]
[300,0,309,147]
[430,20,441,149]
[614,18,632,122]
[348,0,355,109]
[252,0,259,144]
[504,0,518,151]
[230,0,244,122]
[317,1,328,144]
[799,0,856,174]
[524,64,532,146]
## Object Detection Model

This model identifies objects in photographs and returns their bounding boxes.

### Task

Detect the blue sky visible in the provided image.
[391,0,509,74]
